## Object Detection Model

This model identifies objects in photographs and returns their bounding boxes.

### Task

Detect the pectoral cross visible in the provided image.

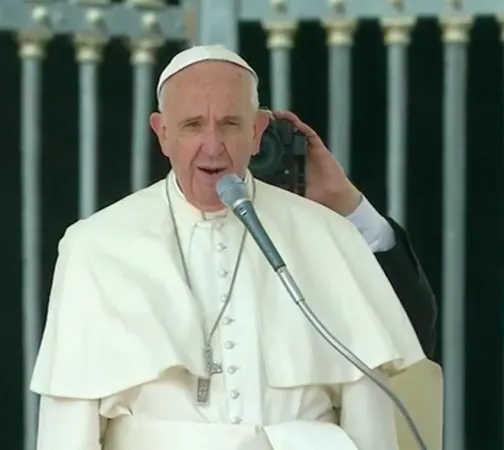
[196,344,222,405]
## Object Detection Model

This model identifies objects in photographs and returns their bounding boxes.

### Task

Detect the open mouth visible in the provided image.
[198,167,226,175]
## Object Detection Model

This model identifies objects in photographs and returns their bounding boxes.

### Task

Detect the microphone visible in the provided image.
[216,173,429,450]
[216,174,286,271]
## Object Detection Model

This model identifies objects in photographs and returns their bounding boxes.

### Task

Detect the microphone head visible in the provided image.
[216,173,250,209]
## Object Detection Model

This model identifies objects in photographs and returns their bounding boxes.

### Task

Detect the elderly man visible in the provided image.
[31,45,429,450]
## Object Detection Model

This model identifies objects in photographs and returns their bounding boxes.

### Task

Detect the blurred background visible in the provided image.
[1,0,503,449]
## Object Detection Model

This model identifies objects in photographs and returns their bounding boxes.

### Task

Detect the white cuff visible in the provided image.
[345,196,396,253]
[36,396,103,450]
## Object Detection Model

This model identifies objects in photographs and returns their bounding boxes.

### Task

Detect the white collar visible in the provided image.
[167,170,254,227]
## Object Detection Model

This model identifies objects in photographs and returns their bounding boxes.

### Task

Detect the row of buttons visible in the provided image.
[212,225,243,426]
[224,327,241,424]
[224,331,241,423]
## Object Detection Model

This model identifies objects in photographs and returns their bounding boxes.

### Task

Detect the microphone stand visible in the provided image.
[215,174,429,450]
[276,266,429,450]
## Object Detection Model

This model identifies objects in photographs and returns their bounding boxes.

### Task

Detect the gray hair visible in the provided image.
[157,69,259,113]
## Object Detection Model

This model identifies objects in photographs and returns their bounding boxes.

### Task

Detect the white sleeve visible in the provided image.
[345,196,396,253]
[340,370,399,450]
[37,396,105,450]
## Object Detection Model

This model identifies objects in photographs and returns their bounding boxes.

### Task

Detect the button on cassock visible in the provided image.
[230,389,240,399]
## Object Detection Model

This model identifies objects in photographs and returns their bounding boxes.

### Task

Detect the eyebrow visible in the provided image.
[220,115,243,123]
[178,115,204,126]
[178,115,244,126]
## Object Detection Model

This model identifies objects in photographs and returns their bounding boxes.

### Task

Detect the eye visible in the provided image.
[184,121,201,129]
[224,120,240,126]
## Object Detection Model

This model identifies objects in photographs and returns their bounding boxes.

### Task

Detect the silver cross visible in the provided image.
[196,344,222,405]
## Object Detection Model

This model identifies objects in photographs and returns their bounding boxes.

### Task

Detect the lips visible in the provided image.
[198,167,226,175]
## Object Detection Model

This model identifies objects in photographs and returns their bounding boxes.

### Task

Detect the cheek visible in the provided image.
[169,138,201,166]
[226,131,255,155]
[160,139,173,159]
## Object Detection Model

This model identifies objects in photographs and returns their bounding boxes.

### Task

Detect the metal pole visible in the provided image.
[381,17,415,227]
[196,0,239,50]
[76,46,101,218]
[263,21,297,111]
[19,33,45,450]
[74,6,108,217]
[323,18,356,174]
[440,14,472,450]
[130,40,157,191]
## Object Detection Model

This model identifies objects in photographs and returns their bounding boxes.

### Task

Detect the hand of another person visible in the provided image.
[272,110,362,216]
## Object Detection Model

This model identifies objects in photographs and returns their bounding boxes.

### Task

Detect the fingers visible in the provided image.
[258,107,274,119]
[272,110,326,150]
[273,110,305,130]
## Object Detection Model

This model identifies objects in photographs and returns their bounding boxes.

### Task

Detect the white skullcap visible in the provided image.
[156,44,258,107]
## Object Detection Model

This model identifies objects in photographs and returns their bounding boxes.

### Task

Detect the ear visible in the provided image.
[150,112,164,138]
[252,110,270,156]
[150,112,170,158]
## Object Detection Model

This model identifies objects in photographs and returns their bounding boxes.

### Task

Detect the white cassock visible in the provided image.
[30,170,426,450]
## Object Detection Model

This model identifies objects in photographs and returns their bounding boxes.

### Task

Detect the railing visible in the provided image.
[1,0,501,449]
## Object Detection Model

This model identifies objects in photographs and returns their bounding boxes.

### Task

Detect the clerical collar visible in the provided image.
[167,170,254,225]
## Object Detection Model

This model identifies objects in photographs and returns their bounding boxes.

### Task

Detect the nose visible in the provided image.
[200,127,225,156]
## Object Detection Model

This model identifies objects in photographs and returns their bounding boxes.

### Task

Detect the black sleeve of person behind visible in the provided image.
[374,218,438,359]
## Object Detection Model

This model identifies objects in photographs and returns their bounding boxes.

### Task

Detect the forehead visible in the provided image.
[162,61,252,116]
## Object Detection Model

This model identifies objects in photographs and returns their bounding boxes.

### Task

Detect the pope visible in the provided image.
[30,44,434,450]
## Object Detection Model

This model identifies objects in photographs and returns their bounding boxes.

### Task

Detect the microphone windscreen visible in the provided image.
[216,174,249,208]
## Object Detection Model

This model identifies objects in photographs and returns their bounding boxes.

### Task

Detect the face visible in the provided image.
[150,61,269,211]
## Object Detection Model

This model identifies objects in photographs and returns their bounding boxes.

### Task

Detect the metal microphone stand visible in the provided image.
[276,266,429,450]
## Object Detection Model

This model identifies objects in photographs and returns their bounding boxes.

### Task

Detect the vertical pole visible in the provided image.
[381,17,415,227]
[130,39,158,191]
[196,0,238,51]
[440,14,473,450]
[75,35,105,218]
[323,18,356,174]
[19,32,46,450]
[263,21,297,111]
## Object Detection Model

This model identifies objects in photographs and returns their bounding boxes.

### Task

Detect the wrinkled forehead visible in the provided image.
[161,61,253,117]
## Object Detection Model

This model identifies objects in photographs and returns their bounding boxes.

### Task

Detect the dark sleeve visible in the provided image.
[374,218,438,358]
